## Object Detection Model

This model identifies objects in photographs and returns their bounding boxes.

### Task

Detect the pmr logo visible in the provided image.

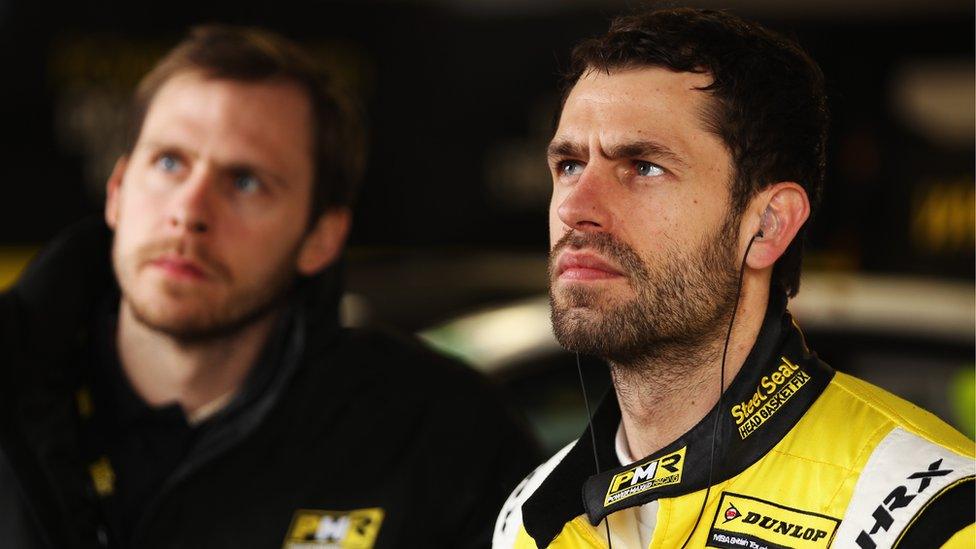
[282,508,384,549]
[604,447,685,506]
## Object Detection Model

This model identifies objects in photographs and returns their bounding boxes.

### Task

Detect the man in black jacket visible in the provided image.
[1,25,537,548]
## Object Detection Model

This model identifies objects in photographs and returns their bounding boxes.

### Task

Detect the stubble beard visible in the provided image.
[115,237,300,343]
[549,216,741,373]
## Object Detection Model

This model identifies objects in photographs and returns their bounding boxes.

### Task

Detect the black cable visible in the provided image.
[574,234,760,548]
[678,233,759,549]
[576,352,613,548]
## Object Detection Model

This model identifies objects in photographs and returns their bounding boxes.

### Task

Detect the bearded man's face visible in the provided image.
[547,67,744,364]
[107,73,319,340]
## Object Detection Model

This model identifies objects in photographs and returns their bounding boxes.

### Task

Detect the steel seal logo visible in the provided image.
[604,447,685,507]
[282,508,384,549]
[730,357,810,440]
[707,493,839,549]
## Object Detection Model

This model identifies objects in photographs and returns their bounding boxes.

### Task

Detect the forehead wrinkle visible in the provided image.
[546,136,618,161]
[603,140,689,168]
[547,135,690,172]
[569,69,719,148]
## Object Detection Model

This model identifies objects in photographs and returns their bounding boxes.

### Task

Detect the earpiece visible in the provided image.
[757,207,776,239]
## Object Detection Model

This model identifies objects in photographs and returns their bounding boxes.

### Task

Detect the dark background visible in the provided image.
[1,0,973,274]
[0,0,972,442]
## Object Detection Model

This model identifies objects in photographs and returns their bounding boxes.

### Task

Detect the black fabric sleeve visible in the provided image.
[447,392,543,549]
[896,476,975,549]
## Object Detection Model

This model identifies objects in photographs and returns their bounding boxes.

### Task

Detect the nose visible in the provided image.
[556,163,614,233]
[168,166,215,235]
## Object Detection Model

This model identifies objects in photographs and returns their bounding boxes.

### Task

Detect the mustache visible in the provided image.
[549,231,648,280]
[135,238,231,281]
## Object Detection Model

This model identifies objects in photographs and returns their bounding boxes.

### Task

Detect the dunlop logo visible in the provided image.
[708,492,839,549]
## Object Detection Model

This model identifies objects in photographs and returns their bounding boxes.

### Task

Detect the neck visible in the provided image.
[614,276,770,460]
[116,301,279,423]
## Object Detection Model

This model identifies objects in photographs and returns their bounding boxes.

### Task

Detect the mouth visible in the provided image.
[555,251,625,281]
[148,255,209,281]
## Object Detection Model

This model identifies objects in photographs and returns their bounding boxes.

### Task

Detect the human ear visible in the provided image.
[745,182,810,270]
[296,207,352,275]
[104,157,128,230]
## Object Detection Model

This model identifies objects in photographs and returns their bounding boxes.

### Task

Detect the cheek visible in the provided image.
[232,240,298,290]
[616,194,680,255]
[117,180,165,227]
[225,218,305,277]
[114,193,152,250]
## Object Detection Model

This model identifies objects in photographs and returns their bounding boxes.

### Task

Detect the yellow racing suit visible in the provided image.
[494,293,975,549]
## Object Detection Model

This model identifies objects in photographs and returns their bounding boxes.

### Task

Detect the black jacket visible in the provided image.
[0,219,539,548]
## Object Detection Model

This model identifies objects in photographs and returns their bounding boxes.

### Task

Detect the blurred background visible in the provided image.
[0,0,972,453]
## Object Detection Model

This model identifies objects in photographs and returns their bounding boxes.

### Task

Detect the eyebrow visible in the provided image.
[547,139,689,169]
[142,139,285,180]
[225,162,289,189]
[141,140,196,159]
[547,140,586,160]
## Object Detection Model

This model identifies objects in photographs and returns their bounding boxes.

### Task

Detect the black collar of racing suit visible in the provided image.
[521,290,835,547]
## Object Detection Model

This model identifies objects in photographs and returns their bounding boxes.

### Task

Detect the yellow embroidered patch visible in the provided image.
[708,492,839,548]
[730,357,811,439]
[88,456,115,497]
[604,446,685,506]
[282,508,384,549]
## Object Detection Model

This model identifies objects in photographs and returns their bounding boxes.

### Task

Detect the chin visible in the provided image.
[552,285,631,312]
[551,320,609,357]
[126,282,285,341]
[136,301,216,332]
[551,300,601,337]
[124,286,221,334]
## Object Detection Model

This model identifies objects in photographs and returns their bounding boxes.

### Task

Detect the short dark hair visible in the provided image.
[563,8,828,296]
[126,25,366,217]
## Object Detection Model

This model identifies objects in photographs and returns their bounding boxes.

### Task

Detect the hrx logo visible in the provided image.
[855,459,952,548]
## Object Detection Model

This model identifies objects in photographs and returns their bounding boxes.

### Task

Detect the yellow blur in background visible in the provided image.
[0,249,35,291]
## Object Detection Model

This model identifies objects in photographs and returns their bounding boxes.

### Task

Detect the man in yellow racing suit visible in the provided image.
[493,7,974,548]
[495,292,974,548]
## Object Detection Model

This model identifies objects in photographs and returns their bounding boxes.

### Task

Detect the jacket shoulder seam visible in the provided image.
[830,375,931,439]
[825,420,894,510]
[768,448,856,474]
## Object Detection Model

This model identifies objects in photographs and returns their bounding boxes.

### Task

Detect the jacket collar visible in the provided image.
[522,291,835,547]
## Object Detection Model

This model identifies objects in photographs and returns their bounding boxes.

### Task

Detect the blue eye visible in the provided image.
[156,154,182,173]
[635,161,664,177]
[234,173,262,194]
[559,161,584,177]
